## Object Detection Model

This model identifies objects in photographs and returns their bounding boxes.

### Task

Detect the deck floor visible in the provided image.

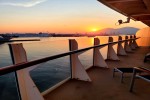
[44,47,150,100]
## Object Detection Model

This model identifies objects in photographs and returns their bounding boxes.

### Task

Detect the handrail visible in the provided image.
[134,67,150,74]
[0,38,138,76]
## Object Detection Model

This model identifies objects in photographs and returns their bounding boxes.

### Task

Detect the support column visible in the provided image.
[69,39,91,82]
[93,38,108,68]
[9,44,44,100]
[124,36,132,52]
[133,35,139,48]
[107,37,119,60]
[129,35,136,50]
[117,36,127,56]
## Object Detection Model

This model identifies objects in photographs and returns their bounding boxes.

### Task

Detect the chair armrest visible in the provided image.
[134,67,150,74]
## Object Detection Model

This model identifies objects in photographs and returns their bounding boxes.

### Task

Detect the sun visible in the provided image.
[91,28,98,32]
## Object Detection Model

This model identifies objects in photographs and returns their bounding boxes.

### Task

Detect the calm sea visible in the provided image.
[0,36,119,100]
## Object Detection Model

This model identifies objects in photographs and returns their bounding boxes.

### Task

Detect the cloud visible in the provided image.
[0,0,47,7]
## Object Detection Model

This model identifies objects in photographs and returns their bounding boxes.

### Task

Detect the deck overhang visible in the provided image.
[97,0,150,26]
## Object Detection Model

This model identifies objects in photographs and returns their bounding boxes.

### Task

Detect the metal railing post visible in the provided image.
[107,37,119,60]
[124,36,132,52]
[9,44,22,100]
[69,39,73,79]
[69,39,91,82]
[133,35,139,48]
[9,44,44,100]
[93,38,108,68]
[117,36,127,56]
[129,35,136,50]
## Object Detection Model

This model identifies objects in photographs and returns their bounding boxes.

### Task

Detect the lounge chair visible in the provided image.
[113,67,134,83]
[129,67,150,92]
[144,53,150,62]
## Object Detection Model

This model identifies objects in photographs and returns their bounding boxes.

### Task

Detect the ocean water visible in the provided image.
[0,36,119,100]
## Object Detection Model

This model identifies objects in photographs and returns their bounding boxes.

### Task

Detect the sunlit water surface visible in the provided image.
[0,36,120,100]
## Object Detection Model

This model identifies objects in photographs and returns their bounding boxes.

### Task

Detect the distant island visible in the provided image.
[87,27,139,37]
[0,27,139,37]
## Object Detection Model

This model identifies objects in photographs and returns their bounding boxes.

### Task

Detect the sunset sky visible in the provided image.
[0,0,147,33]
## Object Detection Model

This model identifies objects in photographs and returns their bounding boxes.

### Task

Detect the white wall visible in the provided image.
[136,27,150,46]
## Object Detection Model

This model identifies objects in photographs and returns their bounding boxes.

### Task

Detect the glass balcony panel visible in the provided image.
[0,73,20,100]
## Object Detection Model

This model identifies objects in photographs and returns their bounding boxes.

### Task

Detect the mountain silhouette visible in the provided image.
[95,27,139,35]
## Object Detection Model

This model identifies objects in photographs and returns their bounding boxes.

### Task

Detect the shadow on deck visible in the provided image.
[44,47,150,100]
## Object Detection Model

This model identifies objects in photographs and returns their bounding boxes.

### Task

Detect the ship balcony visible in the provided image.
[0,35,149,100]
[44,46,150,100]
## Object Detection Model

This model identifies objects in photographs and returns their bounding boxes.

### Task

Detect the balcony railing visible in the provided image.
[0,35,139,100]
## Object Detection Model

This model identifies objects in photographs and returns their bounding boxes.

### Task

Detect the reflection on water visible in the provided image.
[0,73,19,100]
[24,39,69,61]
[0,36,120,100]
[0,43,12,67]
[30,56,70,92]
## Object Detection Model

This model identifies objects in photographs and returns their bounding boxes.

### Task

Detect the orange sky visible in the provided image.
[0,0,147,33]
